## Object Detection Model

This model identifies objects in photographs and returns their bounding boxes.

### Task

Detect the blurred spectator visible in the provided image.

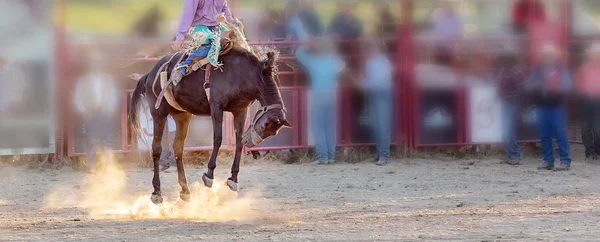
[260,8,295,54]
[575,43,600,160]
[297,0,325,37]
[296,37,345,165]
[526,43,573,171]
[374,0,398,53]
[512,0,547,34]
[72,46,121,173]
[285,0,309,42]
[329,0,363,69]
[329,0,363,40]
[359,39,393,166]
[430,0,465,66]
[495,47,527,165]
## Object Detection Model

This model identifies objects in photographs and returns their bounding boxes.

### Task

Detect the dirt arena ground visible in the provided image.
[2,152,600,241]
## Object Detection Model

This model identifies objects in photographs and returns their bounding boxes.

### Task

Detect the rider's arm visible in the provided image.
[222,1,233,21]
[176,0,200,41]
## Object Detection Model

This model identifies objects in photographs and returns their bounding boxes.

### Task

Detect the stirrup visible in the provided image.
[205,88,211,101]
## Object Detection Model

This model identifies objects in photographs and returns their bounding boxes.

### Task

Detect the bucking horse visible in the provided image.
[129,43,290,204]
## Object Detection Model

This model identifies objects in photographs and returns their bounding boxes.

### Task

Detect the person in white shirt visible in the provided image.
[72,45,120,173]
[358,39,394,166]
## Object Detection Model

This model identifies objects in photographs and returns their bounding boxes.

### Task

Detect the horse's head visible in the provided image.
[241,50,291,148]
[242,104,291,148]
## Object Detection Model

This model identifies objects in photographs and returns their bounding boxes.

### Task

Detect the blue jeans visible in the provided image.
[537,105,571,165]
[367,89,392,161]
[311,92,336,161]
[177,26,216,75]
[501,99,522,160]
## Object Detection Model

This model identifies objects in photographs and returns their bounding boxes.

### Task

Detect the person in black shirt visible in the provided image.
[495,48,527,165]
[374,0,398,53]
[328,0,363,70]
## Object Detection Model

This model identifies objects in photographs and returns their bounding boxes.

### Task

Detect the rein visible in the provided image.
[243,104,284,146]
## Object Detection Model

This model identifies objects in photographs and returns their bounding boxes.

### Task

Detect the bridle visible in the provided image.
[243,104,284,146]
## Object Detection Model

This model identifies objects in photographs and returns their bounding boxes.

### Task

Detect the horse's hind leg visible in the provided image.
[151,116,167,204]
[172,112,192,202]
[202,106,224,188]
[227,110,247,191]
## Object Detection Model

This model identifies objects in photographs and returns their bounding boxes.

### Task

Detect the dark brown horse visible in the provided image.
[129,47,290,204]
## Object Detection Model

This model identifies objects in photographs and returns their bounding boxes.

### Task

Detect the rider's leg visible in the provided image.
[175,45,212,75]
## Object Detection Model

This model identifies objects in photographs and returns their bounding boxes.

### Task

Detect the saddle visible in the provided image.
[189,37,234,73]
[154,36,234,111]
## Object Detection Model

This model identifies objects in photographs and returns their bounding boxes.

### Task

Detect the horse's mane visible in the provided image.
[228,45,282,105]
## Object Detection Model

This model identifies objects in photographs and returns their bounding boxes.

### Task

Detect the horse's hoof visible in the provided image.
[180,191,191,202]
[150,194,163,205]
[226,179,238,192]
[202,173,213,188]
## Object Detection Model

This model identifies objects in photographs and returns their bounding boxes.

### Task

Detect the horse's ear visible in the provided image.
[261,50,279,75]
[281,118,292,128]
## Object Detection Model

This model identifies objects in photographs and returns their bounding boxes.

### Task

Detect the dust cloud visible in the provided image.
[44,153,260,221]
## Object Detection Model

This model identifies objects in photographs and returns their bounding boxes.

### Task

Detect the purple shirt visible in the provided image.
[176,0,233,40]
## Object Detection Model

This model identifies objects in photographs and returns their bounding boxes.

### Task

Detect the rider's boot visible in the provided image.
[170,65,188,86]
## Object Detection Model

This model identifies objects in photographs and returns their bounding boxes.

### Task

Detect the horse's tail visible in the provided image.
[129,73,148,139]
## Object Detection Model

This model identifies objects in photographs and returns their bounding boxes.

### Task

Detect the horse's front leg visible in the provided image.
[172,112,192,201]
[202,105,224,188]
[227,109,248,191]
[151,117,167,204]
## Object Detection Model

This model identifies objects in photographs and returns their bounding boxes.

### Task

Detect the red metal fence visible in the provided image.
[56,0,587,159]
[62,30,572,156]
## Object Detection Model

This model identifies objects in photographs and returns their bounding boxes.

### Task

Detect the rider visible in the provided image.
[170,0,235,84]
